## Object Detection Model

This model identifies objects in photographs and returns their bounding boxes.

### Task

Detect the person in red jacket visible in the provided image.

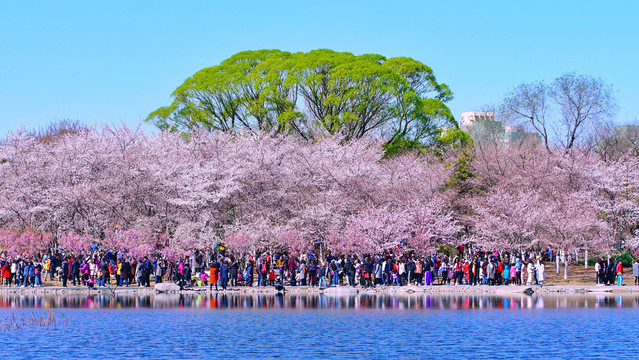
[616,260,623,286]
[2,262,11,286]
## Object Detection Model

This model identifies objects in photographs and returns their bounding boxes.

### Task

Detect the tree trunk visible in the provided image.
[564,250,568,280]
[585,250,589,269]
[574,250,578,263]
[556,250,561,274]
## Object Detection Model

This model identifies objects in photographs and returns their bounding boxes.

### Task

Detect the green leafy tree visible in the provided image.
[147,49,455,145]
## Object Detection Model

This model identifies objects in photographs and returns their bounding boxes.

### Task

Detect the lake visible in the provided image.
[0,293,637,359]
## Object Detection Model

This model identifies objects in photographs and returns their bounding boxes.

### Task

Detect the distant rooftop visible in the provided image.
[459,112,496,128]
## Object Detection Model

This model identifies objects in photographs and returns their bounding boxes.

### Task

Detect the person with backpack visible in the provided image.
[329,260,339,286]
[317,262,327,289]
[259,259,268,286]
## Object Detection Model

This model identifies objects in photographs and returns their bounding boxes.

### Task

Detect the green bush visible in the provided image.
[613,250,635,267]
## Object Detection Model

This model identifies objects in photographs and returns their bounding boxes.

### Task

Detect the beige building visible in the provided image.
[460,111,528,145]
[459,112,496,129]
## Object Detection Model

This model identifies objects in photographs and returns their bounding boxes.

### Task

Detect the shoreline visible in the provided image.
[0,284,638,296]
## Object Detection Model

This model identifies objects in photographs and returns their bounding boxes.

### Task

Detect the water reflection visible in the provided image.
[1,293,638,310]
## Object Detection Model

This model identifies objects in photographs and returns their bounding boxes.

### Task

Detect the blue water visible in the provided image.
[0,293,636,359]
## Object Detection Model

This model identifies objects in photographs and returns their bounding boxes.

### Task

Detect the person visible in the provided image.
[330,260,339,286]
[183,262,192,287]
[120,260,131,286]
[594,259,602,285]
[10,261,17,286]
[503,263,510,285]
[143,257,153,287]
[81,261,90,285]
[71,258,80,286]
[424,259,433,286]
[220,261,229,290]
[34,262,42,286]
[616,260,623,286]
[115,259,122,286]
[136,261,144,287]
[344,257,354,286]
[268,269,275,286]
[210,259,219,291]
[440,261,448,285]
[391,269,399,286]
[28,262,35,287]
[463,260,470,285]
[230,260,239,287]
[245,261,253,287]
[414,258,423,286]
[100,259,109,287]
[607,260,616,285]
[308,260,317,287]
[515,258,522,286]
[317,262,328,289]
[154,259,162,284]
[374,260,383,286]
[258,259,268,286]
[537,261,545,286]
[62,258,69,287]
[487,259,495,286]
[526,260,535,285]
[633,259,639,286]
[2,262,11,286]
[43,258,51,282]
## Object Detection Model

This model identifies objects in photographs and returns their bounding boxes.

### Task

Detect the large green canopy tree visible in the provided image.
[147,49,455,145]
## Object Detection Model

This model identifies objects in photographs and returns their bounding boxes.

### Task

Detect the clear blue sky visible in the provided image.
[1,1,637,136]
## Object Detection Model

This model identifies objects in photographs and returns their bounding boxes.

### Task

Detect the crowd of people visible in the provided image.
[0,246,569,289]
[595,257,639,286]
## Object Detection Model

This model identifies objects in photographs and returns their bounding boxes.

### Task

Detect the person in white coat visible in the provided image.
[537,261,545,286]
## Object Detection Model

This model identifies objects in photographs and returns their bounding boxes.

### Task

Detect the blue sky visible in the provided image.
[1,1,637,136]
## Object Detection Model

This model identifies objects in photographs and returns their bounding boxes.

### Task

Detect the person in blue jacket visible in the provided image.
[220,261,230,290]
